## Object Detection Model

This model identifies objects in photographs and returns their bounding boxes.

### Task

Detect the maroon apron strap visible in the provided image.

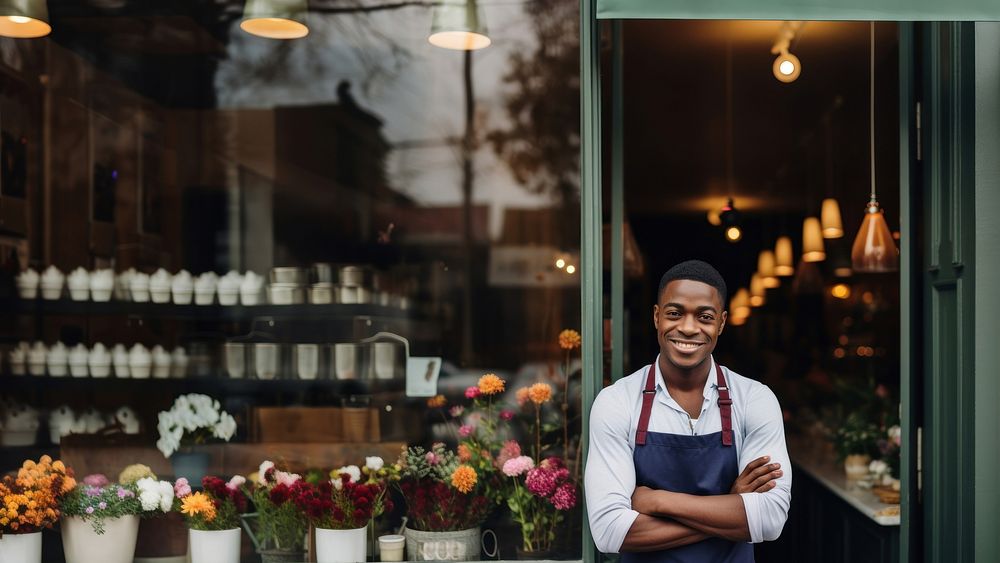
[634,364,657,446]
[716,363,734,446]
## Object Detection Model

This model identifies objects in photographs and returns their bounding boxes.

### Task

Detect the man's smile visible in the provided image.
[668,338,705,352]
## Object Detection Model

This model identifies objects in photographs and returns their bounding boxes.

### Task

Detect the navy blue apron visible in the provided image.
[621,362,754,563]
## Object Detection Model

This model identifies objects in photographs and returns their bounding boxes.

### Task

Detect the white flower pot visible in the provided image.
[62,515,140,563]
[0,531,42,563]
[404,526,481,561]
[190,528,241,563]
[844,454,872,480]
[315,527,367,563]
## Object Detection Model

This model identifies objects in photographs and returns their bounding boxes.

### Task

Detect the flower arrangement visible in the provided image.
[557,329,581,465]
[293,457,396,531]
[396,443,494,531]
[0,456,76,535]
[877,424,902,480]
[61,471,174,534]
[502,456,578,553]
[175,476,249,530]
[156,394,237,458]
[833,411,881,461]
[246,461,310,552]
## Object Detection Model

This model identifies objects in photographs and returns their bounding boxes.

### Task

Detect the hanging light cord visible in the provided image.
[726,39,734,200]
[869,21,877,203]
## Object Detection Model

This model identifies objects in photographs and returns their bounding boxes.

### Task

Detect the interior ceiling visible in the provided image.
[621,20,900,220]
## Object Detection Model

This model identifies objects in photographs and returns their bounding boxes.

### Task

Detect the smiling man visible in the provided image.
[585,260,791,562]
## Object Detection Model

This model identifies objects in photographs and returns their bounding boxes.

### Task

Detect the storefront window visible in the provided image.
[0,1,582,560]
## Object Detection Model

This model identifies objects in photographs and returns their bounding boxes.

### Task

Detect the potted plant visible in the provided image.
[246,461,310,563]
[0,455,76,563]
[156,394,237,484]
[295,458,396,563]
[175,475,249,563]
[502,454,578,558]
[60,467,174,563]
[834,411,881,479]
[397,443,497,561]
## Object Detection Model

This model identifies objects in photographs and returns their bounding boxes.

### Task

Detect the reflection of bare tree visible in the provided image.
[488,0,580,204]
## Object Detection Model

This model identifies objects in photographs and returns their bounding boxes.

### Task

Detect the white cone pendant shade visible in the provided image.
[821,198,844,238]
[757,250,780,288]
[429,0,490,51]
[731,288,751,319]
[0,0,50,38]
[774,236,794,276]
[802,217,826,262]
[852,200,899,272]
[241,0,309,39]
[750,274,766,307]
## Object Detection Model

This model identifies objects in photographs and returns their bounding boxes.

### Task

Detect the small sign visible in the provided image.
[406,356,442,397]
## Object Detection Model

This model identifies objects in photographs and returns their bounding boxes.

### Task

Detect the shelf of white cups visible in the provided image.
[15,266,265,306]
[0,400,140,447]
[6,341,188,379]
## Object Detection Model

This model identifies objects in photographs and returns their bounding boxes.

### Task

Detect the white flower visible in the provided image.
[331,478,344,491]
[214,413,237,441]
[227,475,246,490]
[156,394,235,459]
[258,460,275,483]
[869,460,888,475]
[365,457,384,471]
[275,471,301,487]
[335,465,361,483]
[157,481,175,512]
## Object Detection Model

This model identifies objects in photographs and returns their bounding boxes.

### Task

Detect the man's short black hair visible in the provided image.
[657,260,728,310]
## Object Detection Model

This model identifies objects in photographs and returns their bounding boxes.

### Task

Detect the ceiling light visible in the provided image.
[555,258,566,269]
[831,283,851,299]
[720,198,742,243]
[565,265,576,274]
[731,288,751,319]
[802,217,826,262]
[707,208,722,226]
[0,0,50,38]
[821,198,844,238]
[772,50,801,83]
[429,0,490,51]
[750,274,766,307]
[241,0,309,39]
[774,236,795,276]
[757,250,780,288]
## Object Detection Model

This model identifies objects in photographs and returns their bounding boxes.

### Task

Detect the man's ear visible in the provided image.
[652,304,659,330]
[719,310,728,336]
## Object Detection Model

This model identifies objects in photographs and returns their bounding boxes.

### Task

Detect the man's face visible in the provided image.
[653,279,727,372]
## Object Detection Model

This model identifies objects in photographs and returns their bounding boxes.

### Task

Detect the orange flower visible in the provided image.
[457,444,472,462]
[450,465,477,494]
[478,373,505,395]
[558,329,581,350]
[181,492,217,521]
[528,382,553,405]
[426,395,447,408]
[516,387,530,407]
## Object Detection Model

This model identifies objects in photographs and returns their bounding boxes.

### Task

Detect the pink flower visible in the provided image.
[465,386,481,399]
[502,456,534,477]
[550,482,577,510]
[83,474,110,487]
[496,440,522,469]
[275,471,301,487]
[875,384,889,399]
[227,475,246,490]
[500,410,514,421]
[425,452,440,465]
[173,478,192,498]
[525,466,558,497]
[458,424,474,437]
[449,406,465,418]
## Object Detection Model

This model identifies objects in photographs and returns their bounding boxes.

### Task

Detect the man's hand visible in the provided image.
[631,486,662,516]
[730,456,782,494]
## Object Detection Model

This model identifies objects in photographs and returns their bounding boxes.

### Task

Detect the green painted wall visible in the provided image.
[597,0,1000,21]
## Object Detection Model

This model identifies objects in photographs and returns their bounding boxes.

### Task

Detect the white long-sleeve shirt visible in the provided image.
[584,356,791,553]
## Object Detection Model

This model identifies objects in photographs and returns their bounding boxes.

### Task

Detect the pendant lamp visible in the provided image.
[851,22,899,272]
[0,0,50,38]
[429,0,490,51]
[757,250,780,288]
[774,236,794,276]
[241,0,309,39]
[821,198,843,238]
[749,274,766,307]
[802,217,826,262]
[731,288,751,319]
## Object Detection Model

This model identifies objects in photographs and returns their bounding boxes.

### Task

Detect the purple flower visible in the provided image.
[85,506,95,514]
[117,487,134,499]
[98,502,107,510]
[83,474,110,487]
[174,478,192,498]
[85,486,102,497]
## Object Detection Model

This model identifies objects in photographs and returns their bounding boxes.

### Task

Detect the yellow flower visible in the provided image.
[478,374,505,396]
[181,492,217,521]
[528,382,553,405]
[558,329,581,350]
[427,395,447,408]
[450,465,477,494]
[119,464,156,485]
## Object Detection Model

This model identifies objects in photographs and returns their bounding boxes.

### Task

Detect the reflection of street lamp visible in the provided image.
[429,0,491,50]
[240,0,309,39]
[0,0,50,38]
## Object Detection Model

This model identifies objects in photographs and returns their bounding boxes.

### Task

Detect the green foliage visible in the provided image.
[61,484,143,534]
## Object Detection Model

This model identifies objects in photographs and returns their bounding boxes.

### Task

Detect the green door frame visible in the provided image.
[579,5,1000,563]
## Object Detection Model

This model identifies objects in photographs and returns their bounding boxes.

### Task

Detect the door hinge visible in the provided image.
[915,102,922,161]
[917,425,923,499]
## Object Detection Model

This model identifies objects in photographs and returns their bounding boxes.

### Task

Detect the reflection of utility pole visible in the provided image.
[461,49,475,366]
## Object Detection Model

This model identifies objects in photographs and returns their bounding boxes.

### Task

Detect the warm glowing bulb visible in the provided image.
[831,284,851,299]
[555,258,566,269]
[726,226,742,242]
[773,51,801,83]
[707,209,722,226]
[240,17,309,39]
[779,60,795,75]
[565,265,576,274]
[8,16,30,24]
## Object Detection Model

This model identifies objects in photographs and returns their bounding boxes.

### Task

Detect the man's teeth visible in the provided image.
[673,341,700,350]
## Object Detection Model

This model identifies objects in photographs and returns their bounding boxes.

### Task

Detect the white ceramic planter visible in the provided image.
[844,454,872,480]
[315,527,367,563]
[0,531,42,563]
[189,528,241,563]
[62,515,140,563]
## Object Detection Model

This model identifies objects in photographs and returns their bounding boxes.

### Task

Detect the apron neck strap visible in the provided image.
[634,359,734,447]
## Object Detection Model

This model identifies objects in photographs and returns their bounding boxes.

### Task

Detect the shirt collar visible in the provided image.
[653,354,719,402]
